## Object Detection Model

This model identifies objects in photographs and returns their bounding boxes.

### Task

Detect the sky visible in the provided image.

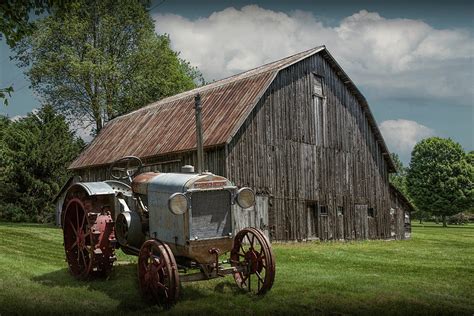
[0,0,473,164]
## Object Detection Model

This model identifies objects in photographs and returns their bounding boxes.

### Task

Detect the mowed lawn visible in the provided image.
[0,222,473,315]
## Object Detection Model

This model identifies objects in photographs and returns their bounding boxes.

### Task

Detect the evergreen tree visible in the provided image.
[0,105,83,222]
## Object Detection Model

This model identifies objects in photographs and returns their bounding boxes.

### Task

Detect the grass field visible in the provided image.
[0,222,473,315]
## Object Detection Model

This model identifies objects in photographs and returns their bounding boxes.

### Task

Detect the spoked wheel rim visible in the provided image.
[63,198,93,279]
[138,240,180,307]
[230,227,276,295]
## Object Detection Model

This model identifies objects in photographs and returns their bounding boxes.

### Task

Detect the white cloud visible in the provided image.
[379,119,435,155]
[154,6,473,105]
[8,109,93,143]
[69,117,94,143]
[9,109,39,122]
[10,114,27,122]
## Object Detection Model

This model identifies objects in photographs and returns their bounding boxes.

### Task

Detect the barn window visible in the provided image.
[337,206,344,216]
[312,73,325,147]
[368,208,375,218]
[312,73,324,97]
[320,205,328,216]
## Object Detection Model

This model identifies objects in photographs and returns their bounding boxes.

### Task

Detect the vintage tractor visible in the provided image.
[61,95,275,306]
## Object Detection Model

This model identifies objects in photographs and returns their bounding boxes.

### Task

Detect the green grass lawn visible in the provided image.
[0,222,473,315]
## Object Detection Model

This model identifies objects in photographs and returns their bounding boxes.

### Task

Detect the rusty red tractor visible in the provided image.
[61,94,275,307]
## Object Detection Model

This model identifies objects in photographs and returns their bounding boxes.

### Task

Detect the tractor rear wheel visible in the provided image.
[63,198,116,279]
[138,239,180,307]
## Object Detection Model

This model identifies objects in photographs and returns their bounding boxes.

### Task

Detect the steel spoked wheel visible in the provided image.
[230,227,276,295]
[138,240,180,307]
[63,198,116,279]
[63,198,93,278]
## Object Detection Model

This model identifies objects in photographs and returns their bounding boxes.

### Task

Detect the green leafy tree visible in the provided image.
[0,0,48,105]
[389,152,426,223]
[468,151,474,214]
[0,0,53,47]
[389,153,408,194]
[0,0,57,105]
[0,87,14,106]
[14,0,199,133]
[389,153,430,224]
[407,137,474,227]
[0,105,83,222]
[468,151,474,165]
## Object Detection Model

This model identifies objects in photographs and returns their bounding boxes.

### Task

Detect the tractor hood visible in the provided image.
[131,172,232,195]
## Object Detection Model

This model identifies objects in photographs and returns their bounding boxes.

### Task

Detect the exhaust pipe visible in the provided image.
[194,93,204,174]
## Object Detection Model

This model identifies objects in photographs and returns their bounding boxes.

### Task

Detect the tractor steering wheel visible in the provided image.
[109,156,143,181]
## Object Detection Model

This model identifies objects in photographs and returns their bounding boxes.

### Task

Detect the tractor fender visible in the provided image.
[60,181,132,228]
[70,182,116,196]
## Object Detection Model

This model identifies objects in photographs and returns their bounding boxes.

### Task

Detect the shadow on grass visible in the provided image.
[32,264,152,312]
[31,263,250,312]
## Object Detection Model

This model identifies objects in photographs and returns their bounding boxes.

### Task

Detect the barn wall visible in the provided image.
[75,147,226,181]
[226,53,392,241]
[389,187,412,240]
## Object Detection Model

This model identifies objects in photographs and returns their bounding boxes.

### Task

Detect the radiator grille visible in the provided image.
[191,190,231,239]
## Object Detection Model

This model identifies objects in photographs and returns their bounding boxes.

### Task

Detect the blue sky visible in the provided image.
[1,0,473,164]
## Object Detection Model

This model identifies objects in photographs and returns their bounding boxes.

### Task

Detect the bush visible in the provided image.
[0,204,30,222]
[447,213,470,225]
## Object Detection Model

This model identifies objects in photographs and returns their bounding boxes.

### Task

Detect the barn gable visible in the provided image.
[69,46,395,172]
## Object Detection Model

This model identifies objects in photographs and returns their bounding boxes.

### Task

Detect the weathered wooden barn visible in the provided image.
[64,46,412,241]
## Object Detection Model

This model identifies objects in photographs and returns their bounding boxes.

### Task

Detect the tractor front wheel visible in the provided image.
[138,239,180,307]
[230,227,276,295]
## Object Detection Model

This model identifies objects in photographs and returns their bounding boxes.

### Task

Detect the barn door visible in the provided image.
[355,204,368,240]
[306,202,318,240]
[233,195,269,239]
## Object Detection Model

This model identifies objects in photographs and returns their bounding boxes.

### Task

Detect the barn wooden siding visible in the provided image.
[226,53,392,241]
[389,185,412,240]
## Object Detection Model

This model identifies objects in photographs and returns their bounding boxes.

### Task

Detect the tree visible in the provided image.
[389,152,427,223]
[14,0,199,133]
[468,151,474,165]
[407,137,474,227]
[0,105,84,222]
[468,151,474,214]
[389,153,408,194]
[390,152,427,223]
[0,0,52,47]
[0,0,55,105]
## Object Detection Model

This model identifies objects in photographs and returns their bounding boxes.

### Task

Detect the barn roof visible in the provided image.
[70,46,396,172]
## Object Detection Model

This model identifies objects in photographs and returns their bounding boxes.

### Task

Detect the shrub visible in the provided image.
[447,213,469,225]
[0,204,30,222]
